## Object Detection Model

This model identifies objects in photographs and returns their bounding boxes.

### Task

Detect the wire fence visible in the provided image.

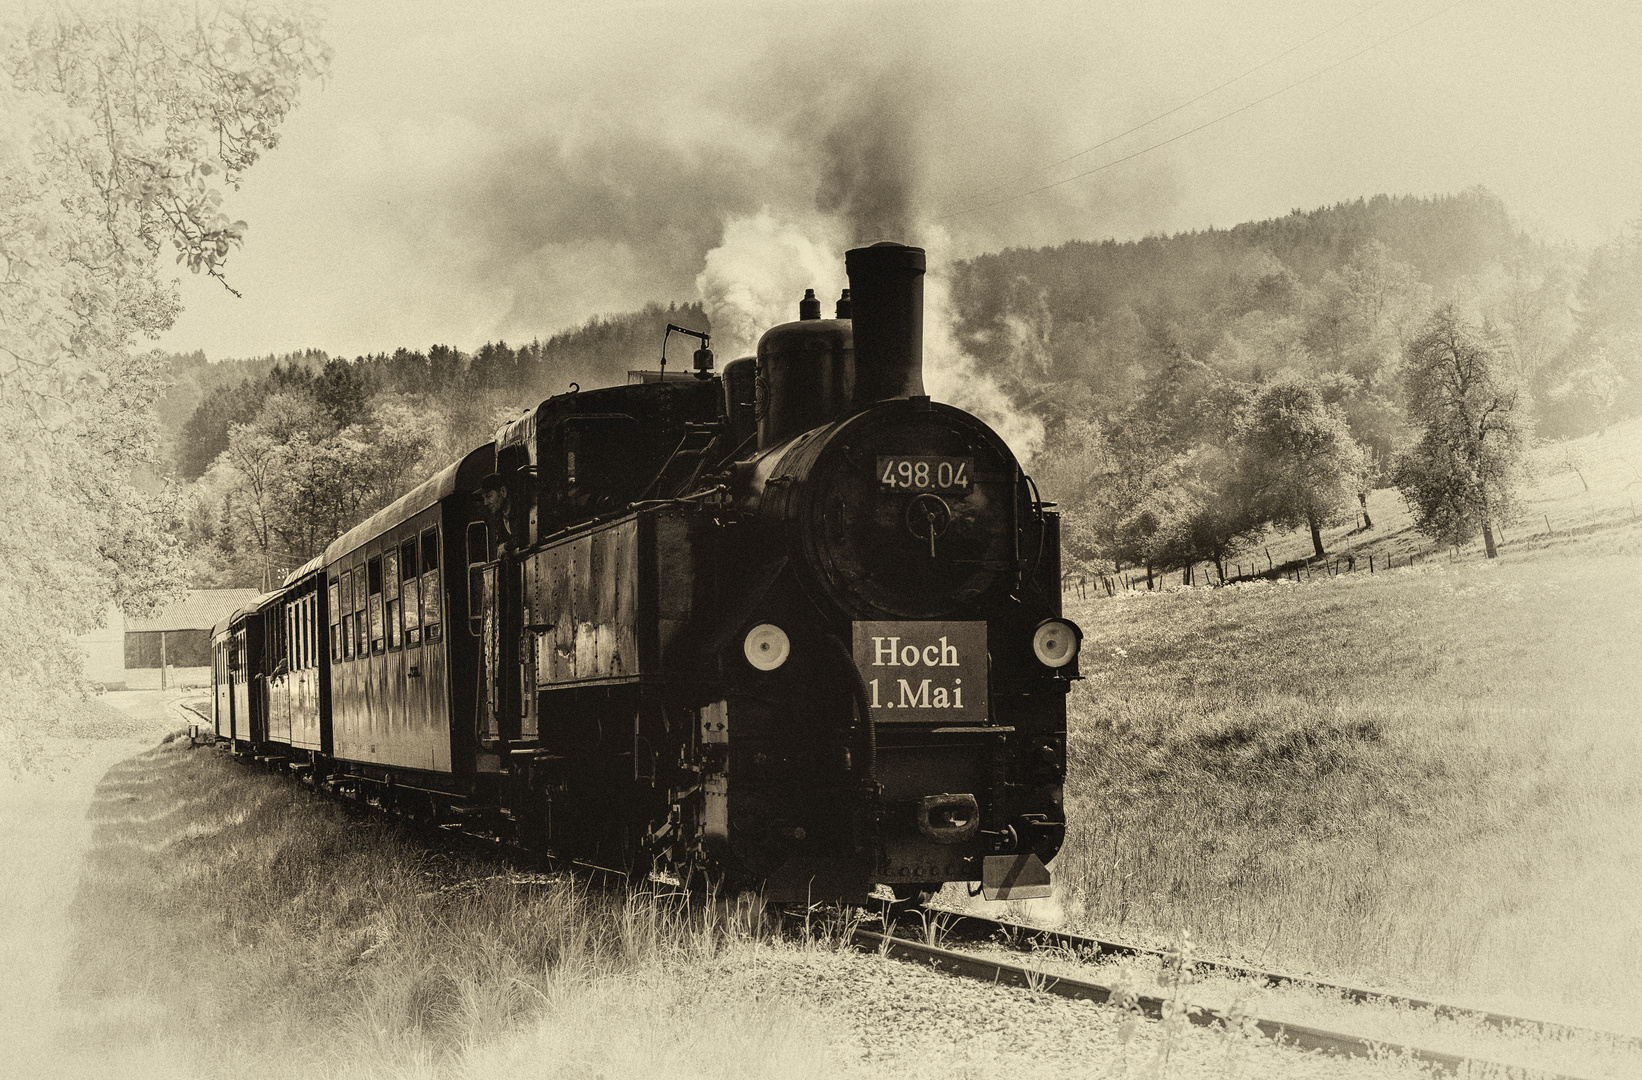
[1061,550,1431,598]
[1058,510,1640,599]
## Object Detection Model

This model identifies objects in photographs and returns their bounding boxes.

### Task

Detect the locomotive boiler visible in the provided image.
[212,242,1078,906]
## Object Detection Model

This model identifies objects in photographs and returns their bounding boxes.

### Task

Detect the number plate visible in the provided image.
[852,621,988,723]
[878,456,973,491]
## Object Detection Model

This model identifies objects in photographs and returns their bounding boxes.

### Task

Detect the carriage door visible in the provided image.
[469,522,499,743]
[519,557,538,740]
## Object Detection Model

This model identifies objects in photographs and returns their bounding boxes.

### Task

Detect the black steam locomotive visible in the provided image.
[211,243,1078,905]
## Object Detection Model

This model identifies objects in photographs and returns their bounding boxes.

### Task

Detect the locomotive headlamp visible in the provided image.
[1031,618,1082,668]
[743,623,791,671]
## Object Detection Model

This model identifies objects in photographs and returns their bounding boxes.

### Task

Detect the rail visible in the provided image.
[854,926,1598,1079]
[927,911,1637,1047]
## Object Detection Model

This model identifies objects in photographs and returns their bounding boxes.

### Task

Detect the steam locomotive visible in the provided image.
[211,242,1078,905]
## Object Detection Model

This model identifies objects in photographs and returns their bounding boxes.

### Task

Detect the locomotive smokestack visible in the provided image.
[799,289,821,320]
[845,242,925,405]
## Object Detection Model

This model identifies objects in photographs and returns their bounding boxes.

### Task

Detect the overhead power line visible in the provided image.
[939,0,1467,221]
[942,0,1387,216]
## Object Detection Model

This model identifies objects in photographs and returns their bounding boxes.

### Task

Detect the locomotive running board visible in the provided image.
[981,853,1051,901]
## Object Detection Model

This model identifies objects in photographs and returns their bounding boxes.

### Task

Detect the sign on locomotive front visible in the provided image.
[851,621,988,723]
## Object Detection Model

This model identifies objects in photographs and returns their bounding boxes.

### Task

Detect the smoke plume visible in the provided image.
[403,11,1176,462]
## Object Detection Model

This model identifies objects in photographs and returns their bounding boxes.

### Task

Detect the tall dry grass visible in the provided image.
[53,745,845,1080]
[1052,539,1642,1030]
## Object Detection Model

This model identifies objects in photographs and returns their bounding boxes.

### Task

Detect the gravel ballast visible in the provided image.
[689,944,1448,1079]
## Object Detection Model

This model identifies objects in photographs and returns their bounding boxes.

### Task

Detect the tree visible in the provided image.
[1031,415,1116,567]
[1240,376,1369,559]
[0,2,328,766]
[1545,215,1642,435]
[1393,307,1530,558]
[200,390,441,588]
[1139,444,1267,581]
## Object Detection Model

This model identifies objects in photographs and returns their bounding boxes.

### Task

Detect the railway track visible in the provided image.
[924,910,1638,1048]
[855,913,1623,1079]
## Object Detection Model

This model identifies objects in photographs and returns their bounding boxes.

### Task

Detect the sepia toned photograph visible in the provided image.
[2,1,1638,1077]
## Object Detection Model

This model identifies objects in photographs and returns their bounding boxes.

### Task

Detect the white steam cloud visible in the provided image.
[696,212,847,359]
[923,263,1046,463]
[696,214,1045,463]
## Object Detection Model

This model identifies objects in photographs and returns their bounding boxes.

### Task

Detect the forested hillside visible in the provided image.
[977,190,1642,574]
[154,190,1642,589]
[164,302,707,588]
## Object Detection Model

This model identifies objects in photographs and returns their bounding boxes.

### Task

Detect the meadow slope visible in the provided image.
[1053,531,1642,1032]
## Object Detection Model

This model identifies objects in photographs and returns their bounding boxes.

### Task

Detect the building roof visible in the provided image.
[128,589,261,633]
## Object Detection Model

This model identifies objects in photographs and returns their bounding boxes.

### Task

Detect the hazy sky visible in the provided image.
[157,0,1642,361]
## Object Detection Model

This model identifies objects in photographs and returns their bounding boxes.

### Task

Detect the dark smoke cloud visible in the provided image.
[735,39,935,246]
[461,128,753,265]
[814,78,922,244]
[402,10,1179,342]
[434,117,762,329]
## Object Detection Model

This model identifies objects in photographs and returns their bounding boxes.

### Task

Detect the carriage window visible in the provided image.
[421,528,441,641]
[384,548,401,649]
[329,577,341,661]
[401,539,421,646]
[340,570,355,660]
[368,558,384,654]
[355,566,368,659]
[466,522,489,634]
[353,566,368,658]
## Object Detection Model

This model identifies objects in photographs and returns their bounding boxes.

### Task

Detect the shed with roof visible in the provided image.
[124,589,260,688]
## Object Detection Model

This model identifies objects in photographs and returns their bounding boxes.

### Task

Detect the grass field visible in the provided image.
[54,739,1493,1079]
[52,744,845,1080]
[1051,512,1642,1032]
